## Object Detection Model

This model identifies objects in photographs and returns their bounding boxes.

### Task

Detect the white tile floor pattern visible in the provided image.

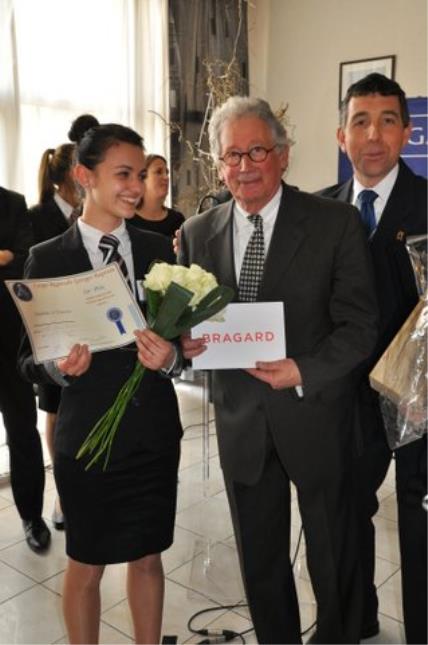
[0,380,406,644]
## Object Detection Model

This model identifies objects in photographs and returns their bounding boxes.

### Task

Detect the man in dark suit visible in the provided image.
[179,97,379,644]
[0,186,50,552]
[317,74,427,644]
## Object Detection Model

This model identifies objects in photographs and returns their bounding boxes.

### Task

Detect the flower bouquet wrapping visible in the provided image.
[76,262,234,469]
[369,235,427,449]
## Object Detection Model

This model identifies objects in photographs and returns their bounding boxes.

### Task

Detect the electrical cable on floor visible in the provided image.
[182,418,216,436]
[186,523,317,643]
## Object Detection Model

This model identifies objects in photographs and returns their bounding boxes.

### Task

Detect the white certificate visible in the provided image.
[6,263,146,364]
[191,302,286,369]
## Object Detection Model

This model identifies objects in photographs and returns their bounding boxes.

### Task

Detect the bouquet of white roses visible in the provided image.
[76,262,233,470]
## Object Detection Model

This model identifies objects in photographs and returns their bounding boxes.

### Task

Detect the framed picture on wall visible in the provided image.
[339,55,396,106]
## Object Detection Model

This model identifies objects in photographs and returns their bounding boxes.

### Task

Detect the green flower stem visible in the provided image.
[76,362,145,470]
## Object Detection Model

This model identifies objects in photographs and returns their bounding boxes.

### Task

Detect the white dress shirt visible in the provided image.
[233,184,283,282]
[77,218,136,293]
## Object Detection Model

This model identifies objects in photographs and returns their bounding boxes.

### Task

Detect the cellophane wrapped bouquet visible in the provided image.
[370,235,427,449]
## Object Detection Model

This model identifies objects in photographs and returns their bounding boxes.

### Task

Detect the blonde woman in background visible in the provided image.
[130,154,185,239]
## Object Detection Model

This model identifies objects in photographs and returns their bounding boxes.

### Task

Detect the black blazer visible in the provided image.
[179,183,378,487]
[29,198,70,244]
[0,187,33,353]
[18,222,182,466]
[316,160,427,365]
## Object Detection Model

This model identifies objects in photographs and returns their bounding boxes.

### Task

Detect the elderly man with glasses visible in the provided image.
[179,96,378,644]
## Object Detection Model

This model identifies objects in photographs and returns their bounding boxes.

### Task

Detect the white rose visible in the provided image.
[169,265,190,287]
[183,264,217,307]
[143,262,218,307]
[143,262,173,293]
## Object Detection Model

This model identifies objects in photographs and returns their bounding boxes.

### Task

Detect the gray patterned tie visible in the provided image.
[99,234,132,291]
[238,214,265,302]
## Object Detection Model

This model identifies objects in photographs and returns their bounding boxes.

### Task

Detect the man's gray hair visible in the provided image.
[208,96,289,161]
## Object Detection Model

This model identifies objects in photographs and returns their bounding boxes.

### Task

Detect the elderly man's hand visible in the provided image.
[181,333,207,360]
[246,358,302,390]
[56,344,92,377]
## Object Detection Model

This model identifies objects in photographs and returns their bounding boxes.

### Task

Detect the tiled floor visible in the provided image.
[0,380,405,644]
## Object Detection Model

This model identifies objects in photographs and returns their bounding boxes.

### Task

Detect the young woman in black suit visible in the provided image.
[29,142,81,530]
[19,123,183,644]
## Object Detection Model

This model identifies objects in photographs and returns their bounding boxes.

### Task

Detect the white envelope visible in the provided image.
[191,302,286,369]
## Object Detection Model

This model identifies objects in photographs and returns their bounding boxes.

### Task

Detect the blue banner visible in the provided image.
[338,96,428,181]
[401,97,428,177]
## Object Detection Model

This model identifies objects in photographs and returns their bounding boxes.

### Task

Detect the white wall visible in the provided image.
[248,0,427,191]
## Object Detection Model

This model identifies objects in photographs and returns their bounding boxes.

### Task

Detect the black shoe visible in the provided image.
[361,621,380,639]
[23,518,51,553]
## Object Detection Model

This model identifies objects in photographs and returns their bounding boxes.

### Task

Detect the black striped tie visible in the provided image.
[98,234,132,291]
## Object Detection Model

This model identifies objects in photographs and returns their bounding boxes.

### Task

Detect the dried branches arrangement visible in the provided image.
[164,0,293,215]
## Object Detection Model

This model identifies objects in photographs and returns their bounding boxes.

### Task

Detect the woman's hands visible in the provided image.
[56,344,92,376]
[134,329,176,371]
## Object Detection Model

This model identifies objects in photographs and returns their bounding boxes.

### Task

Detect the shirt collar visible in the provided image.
[77,218,129,255]
[352,163,399,207]
[53,192,74,219]
[234,184,283,227]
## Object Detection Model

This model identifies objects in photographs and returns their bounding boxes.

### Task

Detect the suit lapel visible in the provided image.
[205,201,238,295]
[127,225,144,281]
[336,179,353,203]
[259,185,308,299]
[375,162,414,240]
[59,223,93,273]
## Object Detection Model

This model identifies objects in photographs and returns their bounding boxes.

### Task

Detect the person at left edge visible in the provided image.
[0,185,50,553]
[18,123,183,644]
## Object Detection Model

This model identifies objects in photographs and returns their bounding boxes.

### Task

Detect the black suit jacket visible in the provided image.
[316,161,427,447]
[316,160,427,364]
[29,198,70,244]
[18,222,182,466]
[0,187,33,355]
[179,183,378,487]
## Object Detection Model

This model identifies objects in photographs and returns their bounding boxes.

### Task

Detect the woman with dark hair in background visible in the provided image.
[19,121,182,644]
[29,142,81,530]
[130,154,185,238]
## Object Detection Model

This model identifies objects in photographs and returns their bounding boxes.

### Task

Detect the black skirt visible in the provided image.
[54,445,180,565]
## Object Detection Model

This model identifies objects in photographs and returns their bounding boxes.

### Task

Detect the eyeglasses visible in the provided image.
[219,145,277,167]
